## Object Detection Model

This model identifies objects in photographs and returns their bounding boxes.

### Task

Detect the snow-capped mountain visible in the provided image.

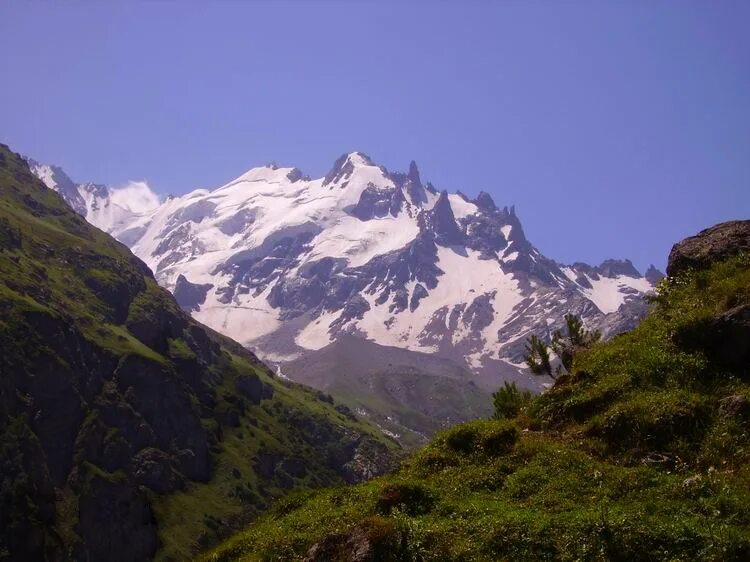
[26,159,161,245]
[30,151,663,390]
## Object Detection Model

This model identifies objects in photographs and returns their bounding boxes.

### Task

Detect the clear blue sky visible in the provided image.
[1,1,748,271]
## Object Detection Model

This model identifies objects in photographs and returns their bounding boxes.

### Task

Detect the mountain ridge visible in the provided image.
[28,151,663,440]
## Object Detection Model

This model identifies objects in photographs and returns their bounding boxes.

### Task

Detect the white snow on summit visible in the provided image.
[28,151,660,384]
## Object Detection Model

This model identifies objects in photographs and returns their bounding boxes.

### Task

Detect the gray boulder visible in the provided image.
[667,220,750,276]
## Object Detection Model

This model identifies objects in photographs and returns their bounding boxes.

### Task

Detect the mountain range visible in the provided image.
[28,152,663,442]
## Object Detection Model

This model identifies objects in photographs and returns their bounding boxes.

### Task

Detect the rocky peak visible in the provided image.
[323,151,375,186]
[80,182,110,199]
[423,190,463,246]
[645,264,666,284]
[407,160,421,187]
[25,157,87,216]
[596,259,641,279]
[405,160,426,207]
[350,184,405,221]
[474,191,497,212]
[286,168,305,182]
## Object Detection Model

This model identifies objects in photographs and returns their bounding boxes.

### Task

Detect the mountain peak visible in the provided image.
[24,157,88,215]
[424,190,463,246]
[323,151,375,186]
[474,191,497,212]
[645,264,666,284]
[404,160,427,207]
[408,160,421,186]
[596,258,641,278]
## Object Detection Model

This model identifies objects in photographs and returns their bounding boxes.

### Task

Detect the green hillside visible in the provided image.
[0,145,399,561]
[205,224,750,561]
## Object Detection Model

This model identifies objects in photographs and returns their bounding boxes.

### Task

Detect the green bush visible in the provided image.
[493,381,534,420]
[442,419,519,457]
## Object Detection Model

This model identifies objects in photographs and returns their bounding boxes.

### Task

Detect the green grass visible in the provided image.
[203,253,750,561]
[0,144,400,561]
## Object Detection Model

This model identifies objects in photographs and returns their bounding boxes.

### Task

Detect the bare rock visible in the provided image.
[719,394,750,419]
[667,220,750,276]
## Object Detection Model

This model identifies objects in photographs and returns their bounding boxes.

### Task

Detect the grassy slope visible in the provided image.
[281,338,494,449]
[204,253,750,561]
[152,358,396,560]
[0,145,398,560]
[325,370,492,449]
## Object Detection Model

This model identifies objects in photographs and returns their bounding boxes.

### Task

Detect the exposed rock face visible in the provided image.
[350,184,405,220]
[596,259,641,278]
[235,372,274,404]
[303,519,404,562]
[25,158,88,215]
[719,395,750,420]
[405,160,426,207]
[645,264,666,284]
[676,304,750,374]
[173,274,214,312]
[303,525,376,562]
[474,190,497,212]
[667,220,750,276]
[423,191,463,246]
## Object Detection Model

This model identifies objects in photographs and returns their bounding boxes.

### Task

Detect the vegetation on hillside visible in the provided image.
[205,248,750,561]
[524,313,601,380]
[0,145,398,561]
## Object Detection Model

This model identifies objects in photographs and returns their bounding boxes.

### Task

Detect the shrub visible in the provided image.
[376,482,434,515]
[493,381,534,420]
[442,420,519,457]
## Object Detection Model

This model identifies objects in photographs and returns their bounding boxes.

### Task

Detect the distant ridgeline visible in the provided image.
[205,220,750,561]
[0,145,399,561]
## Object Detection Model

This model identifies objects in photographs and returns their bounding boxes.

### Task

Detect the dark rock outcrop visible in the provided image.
[303,519,404,562]
[324,152,373,187]
[667,220,750,276]
[235,373,274,404]
[409,284,429,312]
[719,395,750,420]
[350,184,404,220]
[474,190,497,212]
[173,274,214,312]
[131,448,185,493]
[596,259,641,278]
[675,304,750,374]
[422,191,463,246]
[405,160,426,206]
[76,473,158,561]
[645,264,666,284]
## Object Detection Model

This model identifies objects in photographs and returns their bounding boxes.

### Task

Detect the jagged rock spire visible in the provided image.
[474,191,496,212]
[426,190,463,246]
[406,160,427,206]
[645,264,666,284]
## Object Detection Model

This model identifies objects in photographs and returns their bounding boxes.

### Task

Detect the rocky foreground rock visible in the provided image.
[667,219,750,276]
